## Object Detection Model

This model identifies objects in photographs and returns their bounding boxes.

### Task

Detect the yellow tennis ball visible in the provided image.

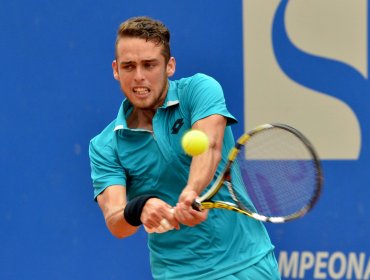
[182,130,209,156]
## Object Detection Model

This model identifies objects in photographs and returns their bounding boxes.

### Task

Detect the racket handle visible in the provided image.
[191,199,202,211]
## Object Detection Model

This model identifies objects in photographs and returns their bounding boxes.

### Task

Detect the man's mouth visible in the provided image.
[133,87,150,95]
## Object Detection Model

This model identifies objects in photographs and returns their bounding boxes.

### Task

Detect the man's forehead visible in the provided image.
[116,38,165,61]
[117,37,162,50]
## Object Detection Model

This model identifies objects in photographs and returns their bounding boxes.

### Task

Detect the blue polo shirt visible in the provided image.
[89,73,275,279]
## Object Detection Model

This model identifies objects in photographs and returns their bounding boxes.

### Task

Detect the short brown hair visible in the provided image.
[115,16,171,63]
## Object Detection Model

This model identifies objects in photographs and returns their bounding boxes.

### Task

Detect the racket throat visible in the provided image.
[225,180,239,202]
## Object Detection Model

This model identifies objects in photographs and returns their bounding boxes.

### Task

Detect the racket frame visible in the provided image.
[193,123,323,223]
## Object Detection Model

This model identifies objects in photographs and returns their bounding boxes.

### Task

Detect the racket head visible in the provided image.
[196,123,323,223]
[232,123,323,222]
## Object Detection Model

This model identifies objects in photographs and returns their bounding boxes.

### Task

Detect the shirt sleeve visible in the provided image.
[89,134,126,200]
[183,73,238,126]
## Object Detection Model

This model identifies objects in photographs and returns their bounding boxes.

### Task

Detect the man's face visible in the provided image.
[113,37,175,110]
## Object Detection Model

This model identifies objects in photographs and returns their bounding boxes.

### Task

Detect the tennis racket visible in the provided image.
[192,123,323,223]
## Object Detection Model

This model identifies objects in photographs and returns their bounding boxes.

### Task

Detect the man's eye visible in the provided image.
[122,65,134,71]
[144,63,156,69]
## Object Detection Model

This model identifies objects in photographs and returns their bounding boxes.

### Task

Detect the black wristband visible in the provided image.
[123,195,158,226]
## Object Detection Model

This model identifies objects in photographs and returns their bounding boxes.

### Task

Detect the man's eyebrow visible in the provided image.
[119,59,159,66]
[119,61,134,65]
[141,59,159,63]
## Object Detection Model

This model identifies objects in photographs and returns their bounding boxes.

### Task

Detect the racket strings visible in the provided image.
[236,127,319,218]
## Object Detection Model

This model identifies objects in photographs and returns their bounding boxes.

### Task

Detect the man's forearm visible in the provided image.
[104,206,139,238]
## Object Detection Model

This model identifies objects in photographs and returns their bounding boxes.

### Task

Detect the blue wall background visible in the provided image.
[0,1,243,279]
[0,0,368,279]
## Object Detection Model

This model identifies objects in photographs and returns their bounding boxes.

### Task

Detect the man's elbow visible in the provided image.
[111,230,127,239]
[107,223,138,239]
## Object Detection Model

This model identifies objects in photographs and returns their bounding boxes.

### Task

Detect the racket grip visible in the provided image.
[191,199,202,211]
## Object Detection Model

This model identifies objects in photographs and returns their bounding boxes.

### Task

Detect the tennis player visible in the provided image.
[89,16,280,279]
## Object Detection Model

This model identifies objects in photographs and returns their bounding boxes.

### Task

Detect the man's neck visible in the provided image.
[126,108,156,131]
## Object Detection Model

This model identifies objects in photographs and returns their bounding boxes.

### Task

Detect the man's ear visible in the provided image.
[166,57,176,77]
[112,60,119,80]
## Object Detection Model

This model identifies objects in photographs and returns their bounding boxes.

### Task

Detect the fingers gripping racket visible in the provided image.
[192,123,323,223]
